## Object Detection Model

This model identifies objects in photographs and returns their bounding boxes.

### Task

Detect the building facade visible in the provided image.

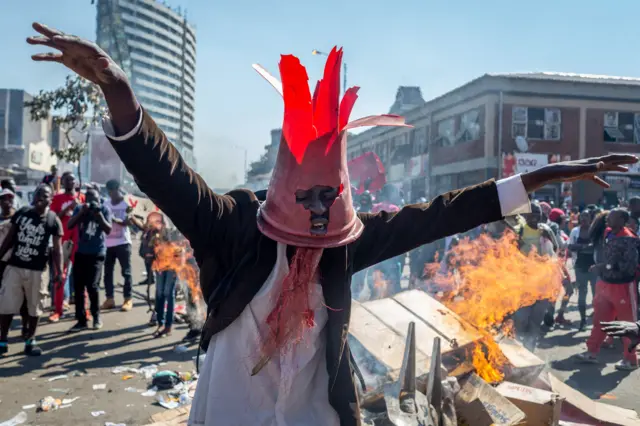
[0,89,56,185]
[348,73,640,207]
[96,0,197,167]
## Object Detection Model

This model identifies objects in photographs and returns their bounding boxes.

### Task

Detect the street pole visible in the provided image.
[343,62,347,94]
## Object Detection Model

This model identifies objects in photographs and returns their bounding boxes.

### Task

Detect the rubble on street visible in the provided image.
[351,289,640,426]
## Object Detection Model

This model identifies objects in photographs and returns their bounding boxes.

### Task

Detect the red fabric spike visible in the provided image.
[279,54,315,164]
[313,47,342,138]
[338,87,360,131]
[325,85,360,155]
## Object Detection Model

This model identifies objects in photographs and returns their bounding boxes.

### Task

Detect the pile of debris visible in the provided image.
[351,289,640,426]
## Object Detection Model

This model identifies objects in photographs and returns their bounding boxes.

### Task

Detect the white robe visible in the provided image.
[188,242,340,426]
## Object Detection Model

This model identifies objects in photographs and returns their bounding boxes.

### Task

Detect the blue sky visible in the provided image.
[2,0,640,188]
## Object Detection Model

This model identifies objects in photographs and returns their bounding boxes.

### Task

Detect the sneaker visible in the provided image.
[576,352,599,364]
[555,314,571,326]
[0,341,8,356]
[93,319,103,330]
[68,322,88,333]
[48,313,61,323]
[614,360,638,371]
[121,299,133,312]
[101,298,116,310]
[24,342,42,356]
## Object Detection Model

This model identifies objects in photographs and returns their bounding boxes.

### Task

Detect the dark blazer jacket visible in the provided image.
[108,111,505,425]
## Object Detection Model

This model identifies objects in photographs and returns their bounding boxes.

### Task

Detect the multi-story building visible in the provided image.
[244,128,282,190]
[0,89,56,185]
[96,0,197,167]
[348,73,640,206]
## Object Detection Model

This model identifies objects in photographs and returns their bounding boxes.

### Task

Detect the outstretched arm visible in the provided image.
[352,175,527,271]
[353,155,638,271]
[27,23,239,253]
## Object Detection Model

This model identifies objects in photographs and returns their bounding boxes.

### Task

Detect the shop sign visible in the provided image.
[514,153,548,174]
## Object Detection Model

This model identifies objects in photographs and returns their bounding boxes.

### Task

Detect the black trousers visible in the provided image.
[144,258,155,283]
[73,252,104,324]
[104,244,132,299]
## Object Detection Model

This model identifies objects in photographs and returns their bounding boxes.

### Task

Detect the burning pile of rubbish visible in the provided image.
[351,233,640,425]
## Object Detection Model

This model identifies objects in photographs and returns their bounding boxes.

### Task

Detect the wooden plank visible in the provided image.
[350,300,428,371]
[497,337,545,383]
[392,289,482,348]
[360,297,448,357]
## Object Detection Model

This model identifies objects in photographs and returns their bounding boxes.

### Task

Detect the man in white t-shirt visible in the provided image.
[101,179,134,311]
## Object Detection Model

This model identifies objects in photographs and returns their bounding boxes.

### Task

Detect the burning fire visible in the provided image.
[372,270,391,299]
[424,232,563,382]
[153,240,202,303]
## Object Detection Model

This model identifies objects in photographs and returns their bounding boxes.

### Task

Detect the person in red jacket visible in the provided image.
[578,208,639,370]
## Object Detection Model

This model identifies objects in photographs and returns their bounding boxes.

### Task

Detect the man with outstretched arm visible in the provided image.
[27,22,638,425]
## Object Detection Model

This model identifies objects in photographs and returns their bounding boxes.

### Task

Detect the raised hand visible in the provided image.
[28,22,139,134]
[521,154,638,193]
[27,22,127,87]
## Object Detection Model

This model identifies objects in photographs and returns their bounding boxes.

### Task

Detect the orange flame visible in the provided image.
[372,270,391,299]
[425,232,562,382]
[153,240,202,303]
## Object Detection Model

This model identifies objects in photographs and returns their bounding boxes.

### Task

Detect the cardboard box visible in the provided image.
[455,374,526,426]
[496,381,563,426]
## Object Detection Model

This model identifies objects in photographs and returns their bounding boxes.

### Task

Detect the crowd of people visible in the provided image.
[351,185,640,371]
[0,173,202,357]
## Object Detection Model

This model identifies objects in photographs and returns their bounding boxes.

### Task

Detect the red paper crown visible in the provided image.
[254,47,409,165]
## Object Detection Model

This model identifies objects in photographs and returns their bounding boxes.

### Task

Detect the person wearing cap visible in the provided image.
[28,23,640,425]
[1,179,23,210]
[101,179,134,311]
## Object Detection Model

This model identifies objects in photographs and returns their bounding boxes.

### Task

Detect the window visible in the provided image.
[412,126,428,155]
[511,106,561,140]
[436,118,455,146]
[603,111,640,143]
[457,109,481,142]
[0,110,4,129]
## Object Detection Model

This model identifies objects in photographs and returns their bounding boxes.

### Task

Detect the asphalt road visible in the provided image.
[1,249,638,425]
[536,295,640,414]
[0,242,199,426]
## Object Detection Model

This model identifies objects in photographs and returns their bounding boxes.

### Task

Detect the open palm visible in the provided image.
[522,154,639,193]
[27,22,127,87]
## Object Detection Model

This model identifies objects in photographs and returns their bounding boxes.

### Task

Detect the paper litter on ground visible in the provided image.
[0,411,27,426]
[141,387,157,397]
[93,384,107,391]
[91,411,106,417]
[47,375,68,382]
